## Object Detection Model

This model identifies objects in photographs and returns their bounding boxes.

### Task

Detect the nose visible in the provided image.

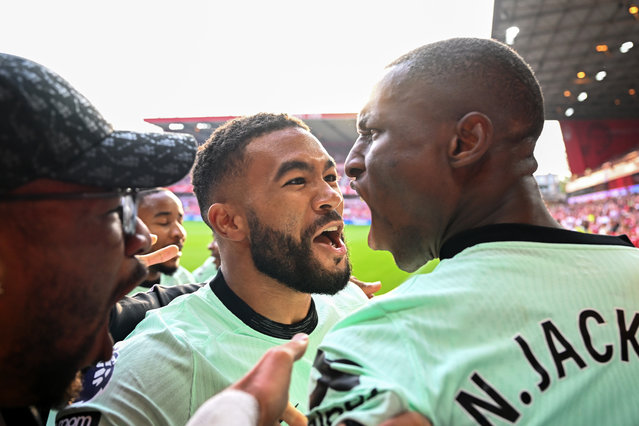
[313,180,343,213]
[345,138,367,179]
[125,218,153,257]
[171,222,187,242]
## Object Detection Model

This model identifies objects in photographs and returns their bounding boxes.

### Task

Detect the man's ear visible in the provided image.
[207,203,247,242]
[448,112,493,168]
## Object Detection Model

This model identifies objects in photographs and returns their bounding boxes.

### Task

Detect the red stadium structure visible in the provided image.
[492,0,639,202]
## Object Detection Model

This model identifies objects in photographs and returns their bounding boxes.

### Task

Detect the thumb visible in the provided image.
[284,333,309,361]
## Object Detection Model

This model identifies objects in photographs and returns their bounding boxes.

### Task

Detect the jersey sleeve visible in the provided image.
[55,329,199,426]
[306,303,417,425]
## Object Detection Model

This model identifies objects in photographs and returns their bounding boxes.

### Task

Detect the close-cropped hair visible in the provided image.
[389,37,545,141]
[191,112,310,225]
[137,187,169,204]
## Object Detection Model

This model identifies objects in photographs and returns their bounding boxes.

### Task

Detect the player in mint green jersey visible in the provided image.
[192,234,221,283]
[307,38,639,425]
[128,188,195,295]
[55,113,371,425]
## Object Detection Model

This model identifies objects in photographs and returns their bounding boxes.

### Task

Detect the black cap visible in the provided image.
[0,53,197,193]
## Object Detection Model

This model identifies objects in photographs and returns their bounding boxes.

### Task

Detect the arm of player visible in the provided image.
[307,304,427,425]
[186,333,309,426]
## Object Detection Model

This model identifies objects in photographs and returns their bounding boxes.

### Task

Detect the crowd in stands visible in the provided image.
[547,191,639,246]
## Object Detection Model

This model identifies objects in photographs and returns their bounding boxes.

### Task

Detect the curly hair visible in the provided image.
[191,112,310,225]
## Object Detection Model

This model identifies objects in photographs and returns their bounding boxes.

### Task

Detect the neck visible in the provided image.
[220,262,312,325]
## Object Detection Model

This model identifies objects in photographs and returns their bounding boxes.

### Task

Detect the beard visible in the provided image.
[0,261,149,410]
[148,262,178,276]
[247,209,351,295]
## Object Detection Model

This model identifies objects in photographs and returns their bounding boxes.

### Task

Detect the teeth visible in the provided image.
[324,226,338,232]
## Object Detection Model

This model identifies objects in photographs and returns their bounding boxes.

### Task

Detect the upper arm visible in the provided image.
[307,308,413,425]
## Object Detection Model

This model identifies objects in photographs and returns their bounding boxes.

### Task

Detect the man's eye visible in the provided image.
[285,177,306,186]
[357,129,377,143]
[325,174,338,183]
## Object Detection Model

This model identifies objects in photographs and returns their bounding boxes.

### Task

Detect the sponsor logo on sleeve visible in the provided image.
[55,411,101,426]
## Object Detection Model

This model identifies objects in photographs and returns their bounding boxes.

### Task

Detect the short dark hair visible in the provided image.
[388,37,545,141]
[191,113,310,225]
[137,187,169,205]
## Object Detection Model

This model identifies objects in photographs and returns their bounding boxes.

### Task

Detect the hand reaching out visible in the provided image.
[135,234,180,267]
[230,333,309,426]
[349,276,382,299]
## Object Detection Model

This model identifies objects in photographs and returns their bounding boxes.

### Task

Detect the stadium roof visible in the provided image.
[145,113,359,163]
[147,1,639,176]
[492,0,639,121]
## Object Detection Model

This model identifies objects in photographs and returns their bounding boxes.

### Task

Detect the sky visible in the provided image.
[3,0,570,177]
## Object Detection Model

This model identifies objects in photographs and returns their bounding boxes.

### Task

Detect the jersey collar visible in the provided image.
[440,223,634,260]
[209,271,318,339]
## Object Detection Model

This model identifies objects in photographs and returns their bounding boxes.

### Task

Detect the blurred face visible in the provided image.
[208,238,221,269]
[0,180,151,407]
[345,65,457,272]
[243,127,351,294]
[137,190,186,276]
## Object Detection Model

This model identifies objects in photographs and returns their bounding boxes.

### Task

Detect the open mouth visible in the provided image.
[313,225,340,247]
[312,224,346,254]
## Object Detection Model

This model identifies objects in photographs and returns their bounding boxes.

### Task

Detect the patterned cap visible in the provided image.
[0,53,197,193]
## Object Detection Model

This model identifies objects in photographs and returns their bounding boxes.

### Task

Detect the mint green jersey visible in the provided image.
[308,225,639,426]
[127,265,195,296]
[56,273,368,426]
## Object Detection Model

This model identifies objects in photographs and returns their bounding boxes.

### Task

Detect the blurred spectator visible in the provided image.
[192,234,221,283]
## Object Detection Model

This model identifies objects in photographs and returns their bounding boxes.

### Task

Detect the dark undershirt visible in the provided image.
[210,272,318,339]
[440,223,634,260]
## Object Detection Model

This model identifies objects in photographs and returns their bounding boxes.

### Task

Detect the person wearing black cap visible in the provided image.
[0,53,319,426]
[0,53,192,424]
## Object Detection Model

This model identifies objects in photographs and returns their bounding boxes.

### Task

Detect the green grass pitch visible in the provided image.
[181,221,438,294]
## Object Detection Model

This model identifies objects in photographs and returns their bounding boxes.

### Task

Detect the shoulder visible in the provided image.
[314,281,370,318]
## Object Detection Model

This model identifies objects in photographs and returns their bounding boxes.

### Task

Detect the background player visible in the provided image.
[128,188,194,294]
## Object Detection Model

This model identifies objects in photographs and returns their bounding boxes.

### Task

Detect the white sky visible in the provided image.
[2,0,570,177]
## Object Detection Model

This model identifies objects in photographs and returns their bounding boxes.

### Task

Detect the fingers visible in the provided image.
[285,332,310,361]
[349,276,382,299]
[280,402,307,426]
[231,333,309,426]
[136,244,180,267]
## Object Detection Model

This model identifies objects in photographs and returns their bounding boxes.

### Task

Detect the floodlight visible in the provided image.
[620,41,634,53]
[505,26,520,45]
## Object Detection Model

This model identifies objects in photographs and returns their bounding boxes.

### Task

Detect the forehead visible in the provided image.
[358,65,449,127]
[139,191,182,214]
[245,127,334,177]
